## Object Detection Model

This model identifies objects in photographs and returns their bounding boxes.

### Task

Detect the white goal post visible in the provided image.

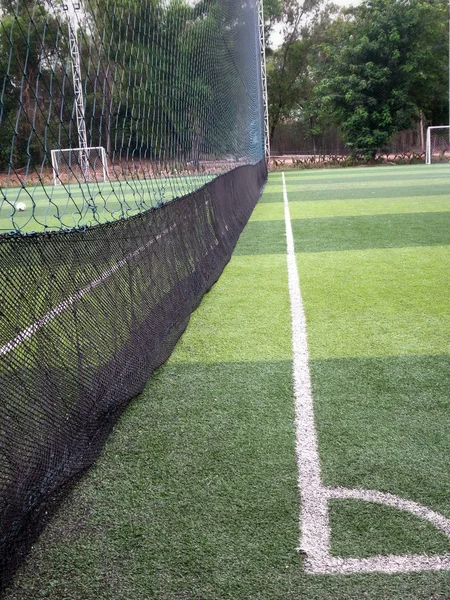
[425,126,450,164]
[51,146,109,185]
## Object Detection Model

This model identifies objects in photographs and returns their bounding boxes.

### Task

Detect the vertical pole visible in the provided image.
[64,2,89,180]
[419,110,424,153]
[258,0,270,164]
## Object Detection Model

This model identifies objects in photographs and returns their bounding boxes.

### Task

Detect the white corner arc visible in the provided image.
[282,171,450,575]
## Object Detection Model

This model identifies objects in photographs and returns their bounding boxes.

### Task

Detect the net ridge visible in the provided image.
[0,0,267,589]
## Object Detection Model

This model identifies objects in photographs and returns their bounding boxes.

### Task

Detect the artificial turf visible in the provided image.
[330,500,450,558]
[311,354,450,505]
[261,183,450,202]
[236,213,450,254]
[298,246,450,358]
[254,195,450,220]
[3,164,450,599]
[0,174,214,233]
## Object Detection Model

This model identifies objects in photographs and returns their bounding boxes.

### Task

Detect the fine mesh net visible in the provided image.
[0,0,267,589]
[0,0,264,232]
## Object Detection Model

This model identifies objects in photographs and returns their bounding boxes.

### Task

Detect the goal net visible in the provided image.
[51,146,109,185]
[426,126,450,164]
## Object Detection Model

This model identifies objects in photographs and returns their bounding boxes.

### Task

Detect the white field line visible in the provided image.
[0,222,178,357]
[282,172,331,561]
[282,172,450,575]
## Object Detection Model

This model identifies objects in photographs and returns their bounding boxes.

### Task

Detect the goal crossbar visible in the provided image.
[51,146,109,185]
[425,126,450,165]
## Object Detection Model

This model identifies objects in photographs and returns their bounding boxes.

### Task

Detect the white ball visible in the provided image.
[15,202,27,212]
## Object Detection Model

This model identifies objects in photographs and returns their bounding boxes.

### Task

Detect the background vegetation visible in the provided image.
[264,0,449,159]
[0,0,252,171]
[1,0,448,168]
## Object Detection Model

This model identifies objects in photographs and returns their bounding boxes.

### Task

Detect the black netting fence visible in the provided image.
[0,0,267,590]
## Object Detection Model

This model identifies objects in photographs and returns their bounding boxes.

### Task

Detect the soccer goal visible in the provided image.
[425,126,450,164]
[51,146,109,185]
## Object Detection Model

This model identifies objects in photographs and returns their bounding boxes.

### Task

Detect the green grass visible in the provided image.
[312,354,450,504]
[252,195,450,220]
[291,212,450,252]
[298,246,450,358]
[262,165,450,203]
[173,254,292,364]
[261,183,450,202]
[0,174,214,233]
[263,163,450,184]
[237,213,450,254]
[330,500,450,558]
[269,171,450,185]
[3,164,450,599]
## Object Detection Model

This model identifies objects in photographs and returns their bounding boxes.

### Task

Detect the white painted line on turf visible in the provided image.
[328,487,450,537]
[282,171,450,575]
[0,222,179,357]
[310,553,450,574]
[282,171,331,562]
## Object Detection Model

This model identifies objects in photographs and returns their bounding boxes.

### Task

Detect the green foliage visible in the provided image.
[266,0,337,142]
[267,37,312,139]
[311,0,449,159]
[0,0,256,171]
[0,2,68,169]
[263,0,284,40]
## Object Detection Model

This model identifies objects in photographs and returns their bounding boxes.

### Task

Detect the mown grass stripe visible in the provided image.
[266,164,449,181]
[291,212,450,253]
[232,220,286,255]
[298,245,450,359]
[260,184,450,202]
[250,196,450,222]
[234,213,450,255]
[269,172,450,186]
[275,178,450,192]
[170,255,292,363]
[289,197,450,219]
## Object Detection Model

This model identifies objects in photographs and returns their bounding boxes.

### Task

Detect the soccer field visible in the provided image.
[0,174,215,233]
[4,164,450,599]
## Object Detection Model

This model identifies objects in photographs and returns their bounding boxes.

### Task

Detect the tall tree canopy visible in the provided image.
[264,0,336,143]
[310,0,449,158]
[0,0,259,170]
[0,0,67,169]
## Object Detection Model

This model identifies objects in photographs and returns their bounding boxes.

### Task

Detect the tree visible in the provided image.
[81,0,249,168]
[1,0,267,173]
[0,0,68,170]
[265,0,334,143]
[263,0,284,41]
[311,0,449,159]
